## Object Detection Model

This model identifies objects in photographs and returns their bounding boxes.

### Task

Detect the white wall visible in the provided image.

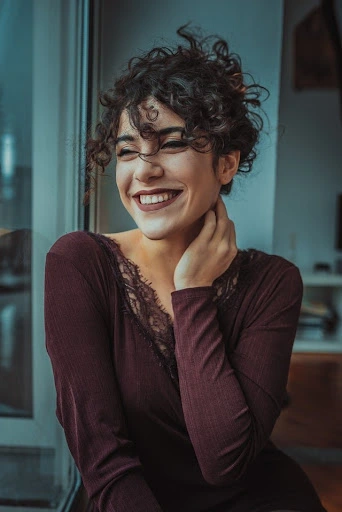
[274,0,342,271]
[96,0,284,253]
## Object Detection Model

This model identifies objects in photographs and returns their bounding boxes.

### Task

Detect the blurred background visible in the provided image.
[0,0,341,510]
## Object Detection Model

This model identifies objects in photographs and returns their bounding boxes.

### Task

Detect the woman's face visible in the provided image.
[115,99,233,241]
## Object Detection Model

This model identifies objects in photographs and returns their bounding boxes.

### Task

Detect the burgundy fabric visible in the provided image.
[44,231,326,512]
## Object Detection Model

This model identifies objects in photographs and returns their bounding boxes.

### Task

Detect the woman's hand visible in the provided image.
[174,196,238,290]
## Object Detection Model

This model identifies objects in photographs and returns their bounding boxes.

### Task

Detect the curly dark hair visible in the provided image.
[85,25,268,202]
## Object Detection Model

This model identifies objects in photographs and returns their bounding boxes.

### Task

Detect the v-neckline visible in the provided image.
[86,231,254,383]
[101,233,175,326]
[100,232,245,322]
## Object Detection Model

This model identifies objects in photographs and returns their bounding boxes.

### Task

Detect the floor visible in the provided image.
[271,353,342,512]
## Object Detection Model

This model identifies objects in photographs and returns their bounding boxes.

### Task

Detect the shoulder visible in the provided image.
[246,249,303,306]
[242,248,303,298]
[233,250,304,331]
[47,230,106,268]
[45,232,119,330]
[48,230,100,258]
[45,231,122,314]
[49,231,94,256]
[244,248,301,278]
[46,231,114,285]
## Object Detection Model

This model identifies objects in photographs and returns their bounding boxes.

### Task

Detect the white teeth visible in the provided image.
[139,192,177,205]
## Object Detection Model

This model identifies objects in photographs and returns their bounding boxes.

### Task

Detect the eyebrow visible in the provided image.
[114,126,185,145]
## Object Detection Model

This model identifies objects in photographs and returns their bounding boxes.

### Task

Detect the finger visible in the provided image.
[211,219,237,266]
[197,209,217,242]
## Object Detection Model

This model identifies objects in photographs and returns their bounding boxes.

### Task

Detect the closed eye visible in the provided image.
[161,140,188,150]
[116,140,188,158]
[116,148,138,158]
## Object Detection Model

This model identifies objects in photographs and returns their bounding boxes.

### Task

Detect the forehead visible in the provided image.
[117,98,185,136]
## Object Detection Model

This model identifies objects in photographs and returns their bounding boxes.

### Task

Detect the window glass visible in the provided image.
[0,0,88,508]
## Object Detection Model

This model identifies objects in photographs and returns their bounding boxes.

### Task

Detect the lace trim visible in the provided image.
[86,232,261,384]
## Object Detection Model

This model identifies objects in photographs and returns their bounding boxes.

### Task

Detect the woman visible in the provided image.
[44,26,326,512]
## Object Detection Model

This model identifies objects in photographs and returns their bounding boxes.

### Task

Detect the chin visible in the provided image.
[135,219,179,241]
[139,228,170,241]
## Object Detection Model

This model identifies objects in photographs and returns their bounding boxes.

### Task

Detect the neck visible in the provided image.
[137,220,203,278]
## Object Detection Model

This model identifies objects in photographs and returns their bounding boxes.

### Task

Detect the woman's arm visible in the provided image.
[171,196,303,486]
[172,264,302,486]
[45,233,162,511]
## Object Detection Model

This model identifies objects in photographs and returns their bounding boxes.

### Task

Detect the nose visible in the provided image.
[133,154,164,183]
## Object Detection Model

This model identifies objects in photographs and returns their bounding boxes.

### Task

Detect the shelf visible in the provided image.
[300,272,342,286]
[293,323,342,353]
[294,271,342,353]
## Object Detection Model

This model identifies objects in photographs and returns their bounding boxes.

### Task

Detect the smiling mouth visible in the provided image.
[139,191,179,205]
[133,190,182,211]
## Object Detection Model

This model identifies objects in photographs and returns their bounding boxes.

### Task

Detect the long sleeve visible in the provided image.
[44,233,162,511]
[171,263,303,486]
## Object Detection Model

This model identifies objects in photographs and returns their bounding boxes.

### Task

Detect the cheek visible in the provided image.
[115,177,130,210]
[115,174,122,193]
[116,168,128,194]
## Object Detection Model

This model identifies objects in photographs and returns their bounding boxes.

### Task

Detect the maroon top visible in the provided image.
[44,231,325,512]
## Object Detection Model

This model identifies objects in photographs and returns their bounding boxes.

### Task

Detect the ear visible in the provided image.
[217,150,240,185]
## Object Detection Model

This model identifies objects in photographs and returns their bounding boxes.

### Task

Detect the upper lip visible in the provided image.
[132,188,181,197]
